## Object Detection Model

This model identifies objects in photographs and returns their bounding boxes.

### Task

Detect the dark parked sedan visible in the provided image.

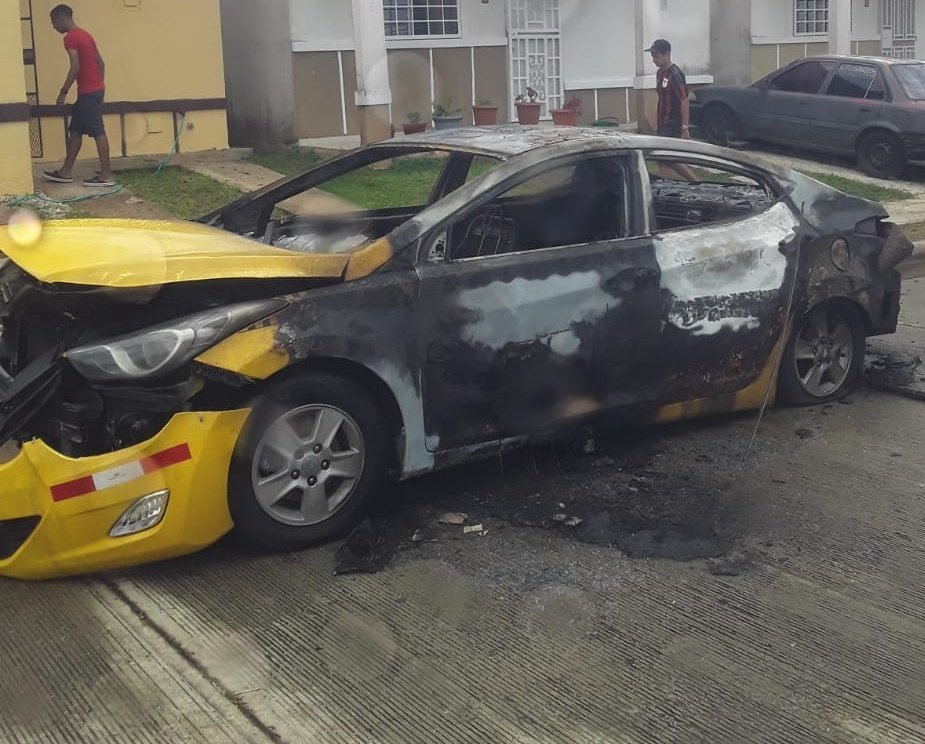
[692,55,925,178]
[0,127,912,578]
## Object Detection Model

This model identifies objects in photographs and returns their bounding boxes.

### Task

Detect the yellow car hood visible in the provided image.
[0,218,351,288]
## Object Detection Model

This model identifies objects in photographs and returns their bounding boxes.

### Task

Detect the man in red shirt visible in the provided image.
[43,4,115,187]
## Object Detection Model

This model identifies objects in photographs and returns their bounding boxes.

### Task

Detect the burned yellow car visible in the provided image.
[0,128,912,579]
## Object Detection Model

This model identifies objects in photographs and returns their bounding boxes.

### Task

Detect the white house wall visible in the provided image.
[289,0,507,51]
[561,0,635,90]
[638,0,711,73]
[751,0,881,43]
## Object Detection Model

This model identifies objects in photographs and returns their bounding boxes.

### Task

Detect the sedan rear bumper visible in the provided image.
[0,409,250,580]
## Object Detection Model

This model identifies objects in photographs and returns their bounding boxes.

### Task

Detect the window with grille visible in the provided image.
[795,0,828,35]
[384,0,460,38]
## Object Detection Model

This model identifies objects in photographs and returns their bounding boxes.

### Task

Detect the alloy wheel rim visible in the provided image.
[792,309,854,398]
[251,404,365,526]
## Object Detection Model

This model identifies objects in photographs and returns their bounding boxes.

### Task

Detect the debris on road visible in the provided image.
[438,512,468,525]
[125,196,145,205]
[463,524,487,536]
[707,550,755,577]
[334,518,393,575]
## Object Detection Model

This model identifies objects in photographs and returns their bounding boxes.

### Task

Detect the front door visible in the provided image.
[416,154,662,451]
[509,0,562,119]
[883,0,917,59]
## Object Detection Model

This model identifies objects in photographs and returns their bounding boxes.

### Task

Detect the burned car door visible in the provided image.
[415,153,662,451]
[643,153,801,403]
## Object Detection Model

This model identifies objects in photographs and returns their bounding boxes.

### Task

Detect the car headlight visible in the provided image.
[67,299,287,382]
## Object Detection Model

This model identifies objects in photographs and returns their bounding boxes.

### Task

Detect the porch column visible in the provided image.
[0,0,34,196]
[351,0,393,144]
[634,0,659,134]
[829,0,852,55]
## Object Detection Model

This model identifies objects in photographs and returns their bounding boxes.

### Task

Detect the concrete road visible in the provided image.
[3,281,925,744]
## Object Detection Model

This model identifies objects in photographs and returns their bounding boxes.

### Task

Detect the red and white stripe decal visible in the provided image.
[50,443,192,502]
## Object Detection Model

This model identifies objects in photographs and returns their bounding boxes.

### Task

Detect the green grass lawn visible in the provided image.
[117,167,243,220]
[249,147,327,176]
[798,170,914,202]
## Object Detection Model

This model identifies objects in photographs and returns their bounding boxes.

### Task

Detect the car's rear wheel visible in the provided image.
[857,130,907,179]
[228,374,389,551]
[778,303,866,405]
[701,105,742,147]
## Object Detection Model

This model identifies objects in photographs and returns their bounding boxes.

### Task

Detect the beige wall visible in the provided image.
[473,46,508,122]
[293,46,509,138]
[1,0,33,194]
[29,0,228,162]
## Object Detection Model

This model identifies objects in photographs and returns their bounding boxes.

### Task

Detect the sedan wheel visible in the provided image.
[857,130,907,179]
[252,405,365,527]
[701,105,741,147]
[778,304,866,405]
[229,374,389,551]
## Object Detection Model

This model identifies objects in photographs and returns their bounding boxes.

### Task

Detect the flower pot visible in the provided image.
[433,115,464,130]
[515,102,542,125]
[472,105,499,126]
[403,122,427,135]
[551,108,580,127]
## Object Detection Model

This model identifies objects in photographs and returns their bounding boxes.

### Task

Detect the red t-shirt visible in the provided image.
[64,28,104,95]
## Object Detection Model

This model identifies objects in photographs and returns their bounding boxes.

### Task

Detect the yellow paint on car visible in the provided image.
[0,219,350,288]
[653,333,787,425]
[345,237,394,281]
[196,323,291,380]
[0,409,250,581]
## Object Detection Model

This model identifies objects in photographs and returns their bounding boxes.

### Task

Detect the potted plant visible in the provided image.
[403,112,426,135]
[551,95,582,126]
[515,87,541,125]
[432,100,463,130]
[472,99,499,126]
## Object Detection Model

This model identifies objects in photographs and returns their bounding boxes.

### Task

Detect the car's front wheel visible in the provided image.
[857,130,907,179]
[228,374,389,551]
[778,303,866,405]
[701,104,742,147]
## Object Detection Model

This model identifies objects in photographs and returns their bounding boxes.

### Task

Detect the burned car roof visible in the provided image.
[381,125,794,168]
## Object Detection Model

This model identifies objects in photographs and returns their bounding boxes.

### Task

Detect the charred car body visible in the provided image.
[0,127,911,579]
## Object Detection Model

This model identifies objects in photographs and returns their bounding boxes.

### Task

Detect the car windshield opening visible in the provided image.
[262,151,452,255]
[894,63,925,100]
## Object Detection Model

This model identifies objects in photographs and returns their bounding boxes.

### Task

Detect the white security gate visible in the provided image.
[882,0,917,59]
[509,0,562,119]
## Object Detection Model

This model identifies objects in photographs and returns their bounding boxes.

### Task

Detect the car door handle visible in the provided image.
[860,107,872,113]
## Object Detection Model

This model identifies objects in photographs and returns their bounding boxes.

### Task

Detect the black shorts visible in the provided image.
[657,123,682,138]
[69,91,105,138]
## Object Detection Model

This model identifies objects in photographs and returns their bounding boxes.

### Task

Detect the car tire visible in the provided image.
[857,130,907,179]
[228,373,390,552]
[778,302,866,406]
[701,105,742,147]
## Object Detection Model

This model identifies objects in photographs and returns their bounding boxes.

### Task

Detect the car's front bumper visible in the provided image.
[0,409,250,580]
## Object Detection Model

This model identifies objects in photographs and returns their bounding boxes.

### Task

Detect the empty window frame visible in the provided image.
[384,0,460,38]
[795,0,828,35]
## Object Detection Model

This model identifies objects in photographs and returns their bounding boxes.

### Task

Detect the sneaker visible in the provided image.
[82,175,117,188]
[42,170,73,184]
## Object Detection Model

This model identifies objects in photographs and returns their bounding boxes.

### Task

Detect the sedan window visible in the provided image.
[826,64,885,100]
[893,63,925,100]
[770,60,836,94]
